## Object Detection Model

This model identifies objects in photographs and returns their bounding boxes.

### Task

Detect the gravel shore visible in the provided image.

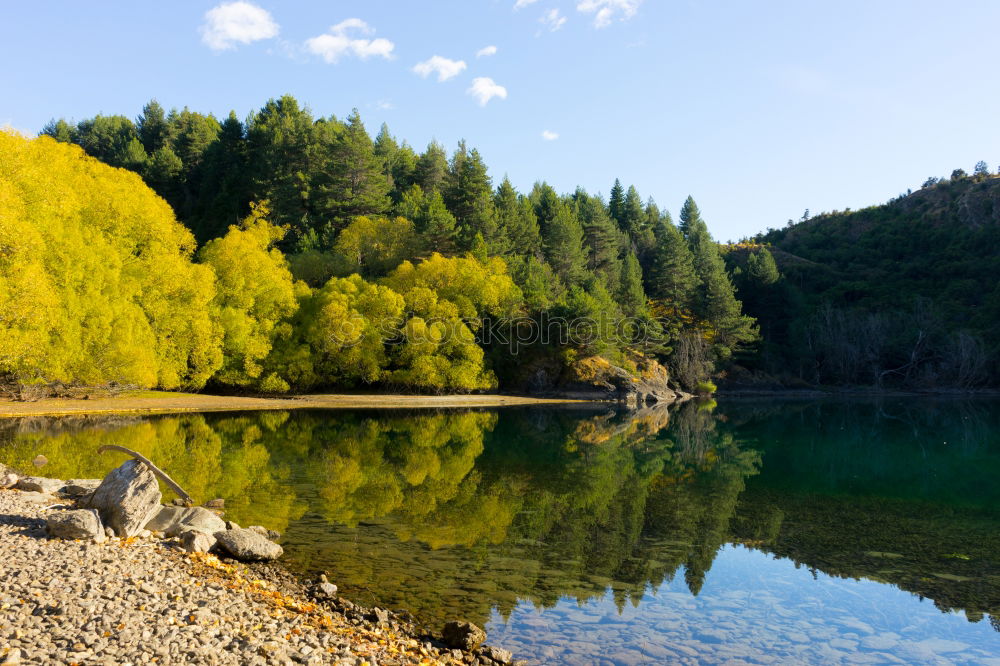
[0,487,513,665]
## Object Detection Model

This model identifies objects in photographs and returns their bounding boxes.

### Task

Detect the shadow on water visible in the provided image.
[1,397,999,643]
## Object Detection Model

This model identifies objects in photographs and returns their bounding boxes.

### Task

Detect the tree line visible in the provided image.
[0,95,761,394]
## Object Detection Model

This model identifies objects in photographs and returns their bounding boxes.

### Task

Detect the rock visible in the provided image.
[370,607,389,624]
[179,529,216,553]
[442,621,487,651]
[31,454,48,468]
[60,479,102,497]
[145,505,226,536]
[225,520,240,530]
[0,473,18,489]
[480,646,513,664]
[104,526,115,538]
[171,498,187,507]
[317,582,338,598]
[213,528,283,561]
[202,498,225,509]
[46,509,105,542]
[15,476,65,494]
[248,525,281,540]
[85,460,162,537]
[0,648,22,664]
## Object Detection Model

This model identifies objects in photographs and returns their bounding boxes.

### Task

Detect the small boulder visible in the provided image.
[60,479,101,497]
[316,582,338,598]
[179,529,216,553]
[481,646,514,664]
[46,509,105,542]
[86,460,162,537]
[442,621,487,651]
[213,528,283,561]
[31,454,48,468]
[15,476,65,494]
[248,525,282,540]
[145,505,226,536]
[202,498,225,509]
[0,473,18,489]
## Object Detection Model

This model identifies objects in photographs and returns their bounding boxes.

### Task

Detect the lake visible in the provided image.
[1,398,998,664]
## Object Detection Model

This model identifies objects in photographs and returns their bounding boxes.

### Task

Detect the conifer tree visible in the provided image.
[494,177,541,257]
[316,109,390,228]
[620,185,646,240]
[415,141,448,193]
[574,189,623,288]
[543,201,588,286]
[246,95,318,236]
[137,100,170,154]
[619,252,647,317]
[681,196,756,355]
[608,178,625,228]
[648,218,698,309]
[444,141,499,249]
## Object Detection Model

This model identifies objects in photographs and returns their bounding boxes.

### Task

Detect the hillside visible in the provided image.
[730,173,1000,388]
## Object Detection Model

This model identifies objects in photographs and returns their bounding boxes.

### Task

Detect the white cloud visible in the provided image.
[476,45,498,58]
[540,8,567,31]
[375,100,394,110]
[576,0,643,28]
[305,19,395,63]
[413,55,468,82]
[514,0,540,9]
[467,77,508,106]
[541,130,559,141]
[200,1,279,51]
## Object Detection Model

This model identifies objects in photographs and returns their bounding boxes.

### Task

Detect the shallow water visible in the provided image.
[1,398,998,664]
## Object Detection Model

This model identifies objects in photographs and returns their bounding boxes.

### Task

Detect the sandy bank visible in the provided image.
[0,390,586,419]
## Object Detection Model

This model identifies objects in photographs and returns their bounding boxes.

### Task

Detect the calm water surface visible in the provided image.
[2,399,999,664]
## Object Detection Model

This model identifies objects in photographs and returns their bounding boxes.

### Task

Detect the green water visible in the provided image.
[1,399,999,664]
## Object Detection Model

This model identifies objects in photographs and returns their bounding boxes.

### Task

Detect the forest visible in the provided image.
[0,96,760,396]
[5,94,997,395]
[730,166,1000,388]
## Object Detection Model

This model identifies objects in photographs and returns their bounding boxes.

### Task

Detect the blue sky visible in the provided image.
[4,0,1000,240]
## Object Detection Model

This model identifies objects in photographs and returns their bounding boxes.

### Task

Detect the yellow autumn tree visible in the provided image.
[199,203,299,392]
[0,130,221,389]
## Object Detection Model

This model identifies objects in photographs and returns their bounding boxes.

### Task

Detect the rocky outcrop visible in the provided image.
[46,509,105,542]
[551,356,691,406]
[85,460,161,537]
[214,528,283,561]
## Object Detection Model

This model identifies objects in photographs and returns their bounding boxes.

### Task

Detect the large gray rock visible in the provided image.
[442,621,487,650]
[145,505,226,536]
[60,479,102,497]
[213,528,283,561]
[46,509,105,542]
[15,476,65,494]
[86,460,162,537]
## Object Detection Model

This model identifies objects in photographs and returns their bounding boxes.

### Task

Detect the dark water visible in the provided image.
[2,399,999,664]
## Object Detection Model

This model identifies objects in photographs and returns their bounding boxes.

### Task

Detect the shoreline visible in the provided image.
[0,390,592,419]
[0,479,519,665]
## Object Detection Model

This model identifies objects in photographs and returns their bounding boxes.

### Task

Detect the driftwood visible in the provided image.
[97,445,193,505]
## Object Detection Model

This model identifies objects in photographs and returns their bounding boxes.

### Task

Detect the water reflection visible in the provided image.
[1,399,999,660]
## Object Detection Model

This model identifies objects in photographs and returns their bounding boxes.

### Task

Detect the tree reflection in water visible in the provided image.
[0,398,997,632]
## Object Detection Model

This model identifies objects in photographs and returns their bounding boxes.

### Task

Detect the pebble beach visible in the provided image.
[0,474,518,665]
